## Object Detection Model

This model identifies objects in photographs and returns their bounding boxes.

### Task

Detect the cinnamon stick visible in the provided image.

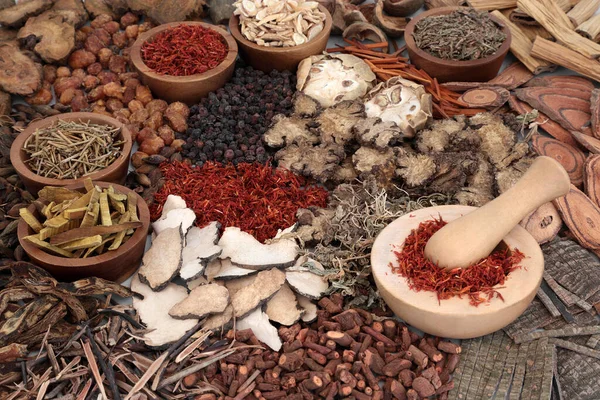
[531,37,600,82]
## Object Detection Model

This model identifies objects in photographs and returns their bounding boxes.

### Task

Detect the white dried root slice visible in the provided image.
[225,274,258,295]
[297,54,376,108]
[237,308,282,351]
[169,284,230,320]
[286,257,329,300]
[265,283,303,326]
[187,276,208,290]
[180,222,222,281]
[204,259,222,282]
[161,195,187,218]
[364,77,432,137]
[131,274,198,348]
[152,208,196,236]
[214,259,259,280]
[230,268,286,318]
[296,293,318,323]
[203,305,234,331]
[138,226,183,291]
[272,224,298,240]
[218,227,299,270]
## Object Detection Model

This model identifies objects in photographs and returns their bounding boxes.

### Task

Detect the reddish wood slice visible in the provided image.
[571,131,600,154]
[591,89,600,139]
[531,134,585,186]
[553,185,600,250]
[514,87,593,136]
[508,96,578,148]
[525,75,595,94]
[459,87,510,109]
[520,202,563,244]
[584,155,600,208]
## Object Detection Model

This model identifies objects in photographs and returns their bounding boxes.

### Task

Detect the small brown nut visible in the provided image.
[119,72,139,82]
[92,28,112,46]
[56,66,71,78]
[170,139,185,152]
[54,77,82,97]
[75,30,88,43]
[146,99,168,115]
[166,102,190,119]
[91,14,113,29]
[25,88,52,105]
[164,111,187,133]
[83,75,100,91]
[71,94,89,112]
[60,88,76,105]
[103,21,120,34]
[72,68,86,80]
[87,85,106,102]
[123,87,136,105]
[128,99,145,113]
[131,151,149,168]
[130,109,150,126]
[98,71,119,85]
[113,108,131,121]
[140,137,165,156]
[84,35,105,55]
[120,12,139,28]
[86,62,102,76]
[158,125,175,146]
[106,98,124,112]
[43,65,57,84]
[112,31,128,49]
[122,47,132,63]
[69,50,96,69]
[135,85,153,105]
[124,78,140,89]
[109,55,127,74]
[125,124,140,142]
[98,48,113,67]
[136,127,157,145]
[145,111,163,131]
[103,82,125,99]
[139,22,155,33]
[125,25,139,39]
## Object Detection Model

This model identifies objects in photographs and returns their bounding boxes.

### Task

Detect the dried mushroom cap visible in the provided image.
[180,222,222,281]
[354,118,405,150]
[286,257,329,300]
[230,268,286,318]
[138,226,183,291]
[296,293,318,322]
[218,227,299,269]
[373,0,409,38]
[263,114,319,148]
[364,77,432,136]
[265,283,303,326]
[169,283,230,320]
[275,142,346,183]
[297,54,376,108]
[203,305,234,331]
[214,258,259,280]
[343,22,387,44]
[237,308,282,351]
[131,274,198,348]
[152,208,196,237]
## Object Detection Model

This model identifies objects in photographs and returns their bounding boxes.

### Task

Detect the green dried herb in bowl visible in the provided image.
[413,9,507,61]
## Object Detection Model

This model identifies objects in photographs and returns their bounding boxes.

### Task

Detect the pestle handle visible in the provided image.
[424,156,570,270]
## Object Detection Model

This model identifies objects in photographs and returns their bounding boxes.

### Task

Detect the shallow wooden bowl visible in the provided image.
[130,21,238,104]
[404,6,512,83]
[371,205,543,339]
[17,182,150,283]
[10,112,132,197]
[229,5,332,72]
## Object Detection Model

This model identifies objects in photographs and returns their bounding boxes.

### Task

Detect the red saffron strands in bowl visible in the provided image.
[392,218,525,306]
[141,24,228,76]
[151,161,329,243]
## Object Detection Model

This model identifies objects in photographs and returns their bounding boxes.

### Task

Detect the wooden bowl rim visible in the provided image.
[229,5,333,53]
[9,112,132,193]
[371,205,544,316]
[130,21,238,83]
[18,181,150,269]
[404,6,512,68]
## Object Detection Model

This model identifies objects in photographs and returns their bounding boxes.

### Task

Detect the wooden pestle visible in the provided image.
[424,156,570,270]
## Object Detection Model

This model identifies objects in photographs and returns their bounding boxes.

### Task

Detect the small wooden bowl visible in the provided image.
[371,205,543,339]
[130,22,238,104]
[404,7,512,83]
[18,182,150,283]
[10,112,132,197]
[229,5,332,72]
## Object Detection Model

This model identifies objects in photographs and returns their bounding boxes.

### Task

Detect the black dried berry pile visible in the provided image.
[181,66,296,165]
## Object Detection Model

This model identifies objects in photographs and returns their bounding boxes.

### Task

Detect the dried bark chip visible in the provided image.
[131,274,198,348]
[532,134,585,186]
[0,43,42,96]
[584,155,600,207]
[525,75,595,94]
[218,227,299,270]
[214,259,258,281]
[553,186,600,250]
[520,202,563,244]
[0,0,53,27]
[285,257,329,300]
[152,207,196,236]
[180,222,222,281]
[169,283,229,320]
[265,284,303,326]
[230,268,286,318]
[296,293,318,323]
[138,226,183,291]
[17,11,76,63]
[237,308,282,351]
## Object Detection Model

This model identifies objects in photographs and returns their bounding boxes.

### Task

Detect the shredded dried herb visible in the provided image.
[413,9,507,61]
[392,217,524,306]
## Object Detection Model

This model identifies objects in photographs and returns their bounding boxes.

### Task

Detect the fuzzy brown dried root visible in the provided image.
[264,115,318,148]
[275,142,346,183]
[395,147,436,187]
[353,146,396,187]
[354,118,405,150]
[293,92,322,118]
[317,100,365,146]
[455,155,495,206]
